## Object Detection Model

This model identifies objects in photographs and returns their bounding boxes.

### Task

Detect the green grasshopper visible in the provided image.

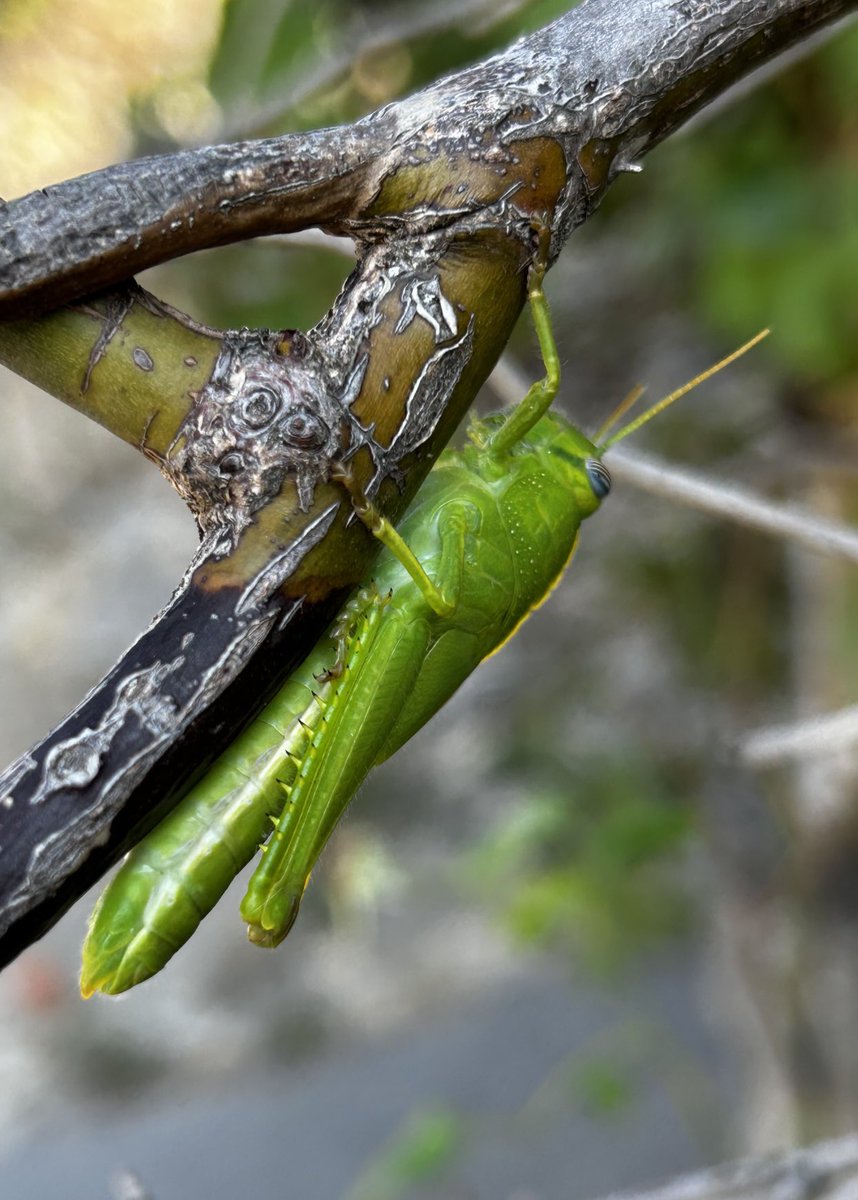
[80,255,766,995]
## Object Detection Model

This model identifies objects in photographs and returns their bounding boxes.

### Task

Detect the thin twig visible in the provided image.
[741,704,858,767]
[220,0,535,141]
[608,448,858,564]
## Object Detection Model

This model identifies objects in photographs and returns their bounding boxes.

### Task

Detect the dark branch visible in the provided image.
[0,548,349,966]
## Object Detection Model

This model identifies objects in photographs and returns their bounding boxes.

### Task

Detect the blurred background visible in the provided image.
[0,1,857,1197]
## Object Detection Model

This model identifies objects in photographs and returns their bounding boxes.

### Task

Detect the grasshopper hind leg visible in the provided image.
[316,584,390,683]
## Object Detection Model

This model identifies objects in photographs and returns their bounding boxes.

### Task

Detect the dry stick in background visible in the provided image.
[590,1133,858,1200]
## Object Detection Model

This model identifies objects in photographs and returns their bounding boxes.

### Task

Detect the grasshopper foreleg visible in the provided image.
[487,221,560,458]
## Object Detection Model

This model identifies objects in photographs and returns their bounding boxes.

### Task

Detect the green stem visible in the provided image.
[0,286,220,457]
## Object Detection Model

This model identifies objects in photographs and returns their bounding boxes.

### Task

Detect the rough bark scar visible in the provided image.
[80,288,136,393]
[162,328,357,543]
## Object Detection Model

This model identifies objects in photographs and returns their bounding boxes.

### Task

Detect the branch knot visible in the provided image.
[163,328,352,543]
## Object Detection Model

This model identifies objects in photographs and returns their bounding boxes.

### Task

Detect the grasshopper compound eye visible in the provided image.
[585,458,612,499]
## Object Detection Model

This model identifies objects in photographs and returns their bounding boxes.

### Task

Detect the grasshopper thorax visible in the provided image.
[468,409,610,525]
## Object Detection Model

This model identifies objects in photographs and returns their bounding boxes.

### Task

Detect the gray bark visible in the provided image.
[1,0,854,318]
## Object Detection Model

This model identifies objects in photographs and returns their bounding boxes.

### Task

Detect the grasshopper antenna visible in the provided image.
[594,383,646,445]
[600,329,770,451]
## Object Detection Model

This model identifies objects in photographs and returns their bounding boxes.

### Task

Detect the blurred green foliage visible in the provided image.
[570,1056,635,1119]
[180,240,352,332]
[349,1105,464,1200]
[463,754,693,976]
[625,527,789,700]
[640,23,858,393]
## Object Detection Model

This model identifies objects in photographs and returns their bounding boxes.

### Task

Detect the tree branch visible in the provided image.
[1,0,853,319]
[0,285,221,452]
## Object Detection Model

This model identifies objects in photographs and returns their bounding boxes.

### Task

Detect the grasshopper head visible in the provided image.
[524,411,611,520]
